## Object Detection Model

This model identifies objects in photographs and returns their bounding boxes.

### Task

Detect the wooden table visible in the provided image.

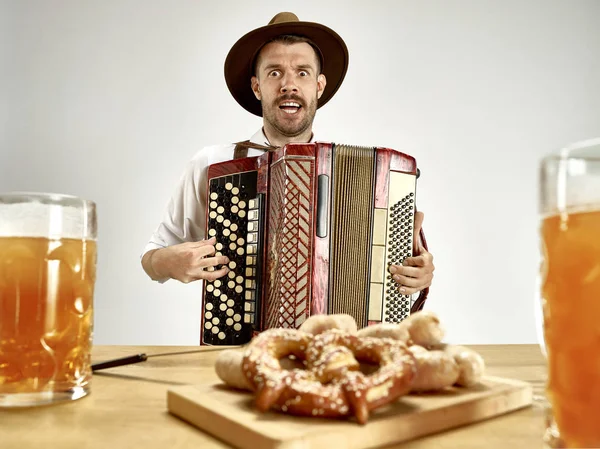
[0,345,547,449]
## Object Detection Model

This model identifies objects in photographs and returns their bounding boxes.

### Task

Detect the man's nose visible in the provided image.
[280,74,298,93]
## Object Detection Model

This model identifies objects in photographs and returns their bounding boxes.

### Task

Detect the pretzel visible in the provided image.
[407,344,460,392]
[299,313,358,335]
[241,328,416,424]
[356,310,443,348]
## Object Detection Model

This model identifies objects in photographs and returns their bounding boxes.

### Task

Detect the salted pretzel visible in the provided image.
[241,328,417,424]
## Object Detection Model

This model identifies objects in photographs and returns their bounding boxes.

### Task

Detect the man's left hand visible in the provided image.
[389,211,435,295]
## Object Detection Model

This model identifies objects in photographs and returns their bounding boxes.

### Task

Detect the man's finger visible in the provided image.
[402,255,426,267]
[396,285,420,296]
[197,244,217,258]
[193,236,217,248]
[390,265,421,278]
[201,255,230,268]
[391,274,421,288]
[198,266,229,282]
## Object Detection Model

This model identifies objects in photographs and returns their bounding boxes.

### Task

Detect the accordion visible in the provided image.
[200,142,428,346]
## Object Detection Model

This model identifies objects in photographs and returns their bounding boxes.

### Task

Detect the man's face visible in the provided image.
[251,42,326,138]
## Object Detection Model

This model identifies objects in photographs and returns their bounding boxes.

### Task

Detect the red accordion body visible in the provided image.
[200,142,426,346]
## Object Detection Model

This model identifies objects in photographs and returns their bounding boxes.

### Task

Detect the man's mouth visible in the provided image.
[279,101,302,114]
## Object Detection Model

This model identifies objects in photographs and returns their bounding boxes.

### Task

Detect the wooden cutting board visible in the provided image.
[167,376,532,449]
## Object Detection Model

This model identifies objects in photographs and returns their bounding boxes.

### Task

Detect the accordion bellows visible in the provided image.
[200,142,421,346]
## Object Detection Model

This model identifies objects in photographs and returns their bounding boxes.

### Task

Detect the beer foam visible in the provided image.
[0,194,96,240]
[541,202,600,220]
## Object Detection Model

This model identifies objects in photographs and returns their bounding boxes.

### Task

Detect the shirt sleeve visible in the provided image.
[142,152,209,258]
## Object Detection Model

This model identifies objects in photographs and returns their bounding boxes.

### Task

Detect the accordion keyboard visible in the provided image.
[369,171,416,324]
[202,172,264,345]
[383,191,415,322]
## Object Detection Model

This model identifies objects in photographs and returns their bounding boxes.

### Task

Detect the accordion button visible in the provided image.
[218,332,226,340]
[225,182,233,190]
[232,187,240,195]
[234,323,242,332]
[204,322,212,329]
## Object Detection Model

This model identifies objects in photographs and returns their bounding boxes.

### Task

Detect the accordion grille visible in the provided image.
[329,145,375,328]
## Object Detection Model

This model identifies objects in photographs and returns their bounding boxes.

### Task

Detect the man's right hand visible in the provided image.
[142,237,230,283]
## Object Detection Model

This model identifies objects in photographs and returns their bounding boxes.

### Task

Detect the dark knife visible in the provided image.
[91,346,240,372]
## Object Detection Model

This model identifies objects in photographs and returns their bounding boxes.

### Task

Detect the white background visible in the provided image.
[2,0,599,346]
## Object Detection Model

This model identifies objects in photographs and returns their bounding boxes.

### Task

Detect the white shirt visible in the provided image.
[143,128,315,258]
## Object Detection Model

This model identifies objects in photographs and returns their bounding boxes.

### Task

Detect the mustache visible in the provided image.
[274,94,305,107]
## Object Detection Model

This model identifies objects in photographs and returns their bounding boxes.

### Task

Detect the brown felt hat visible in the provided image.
[224,12,349,117]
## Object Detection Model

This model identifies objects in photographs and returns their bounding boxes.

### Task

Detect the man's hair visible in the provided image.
[252,34,323,76]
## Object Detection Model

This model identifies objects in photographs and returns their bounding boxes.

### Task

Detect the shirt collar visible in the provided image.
[249,128,317,147]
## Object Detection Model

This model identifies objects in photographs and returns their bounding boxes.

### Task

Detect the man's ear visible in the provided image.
[316,74,327,100]
[251,76,261,101]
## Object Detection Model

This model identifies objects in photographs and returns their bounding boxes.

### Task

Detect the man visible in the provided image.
[141,12,434,299]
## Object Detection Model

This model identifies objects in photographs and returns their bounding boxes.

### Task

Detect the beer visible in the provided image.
[0,236,96,395]
[541,208,600,448]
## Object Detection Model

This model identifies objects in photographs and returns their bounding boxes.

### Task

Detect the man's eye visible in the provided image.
[269,70,281,77]
[299,71,309,76]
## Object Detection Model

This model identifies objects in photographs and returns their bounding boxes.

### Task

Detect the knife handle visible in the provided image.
[91,354,148,372]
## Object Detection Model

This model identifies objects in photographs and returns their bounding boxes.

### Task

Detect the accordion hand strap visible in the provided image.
[233,140,279,159]
[410,226,430,313]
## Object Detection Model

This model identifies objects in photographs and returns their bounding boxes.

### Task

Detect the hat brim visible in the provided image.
[224,21,349,117]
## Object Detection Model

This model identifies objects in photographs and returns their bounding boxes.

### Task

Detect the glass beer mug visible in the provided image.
[0,193,97,407]
[539,138,600,448]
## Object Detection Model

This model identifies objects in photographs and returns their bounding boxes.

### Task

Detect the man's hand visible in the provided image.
[142,237,230,283]
[389,211,435,295]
